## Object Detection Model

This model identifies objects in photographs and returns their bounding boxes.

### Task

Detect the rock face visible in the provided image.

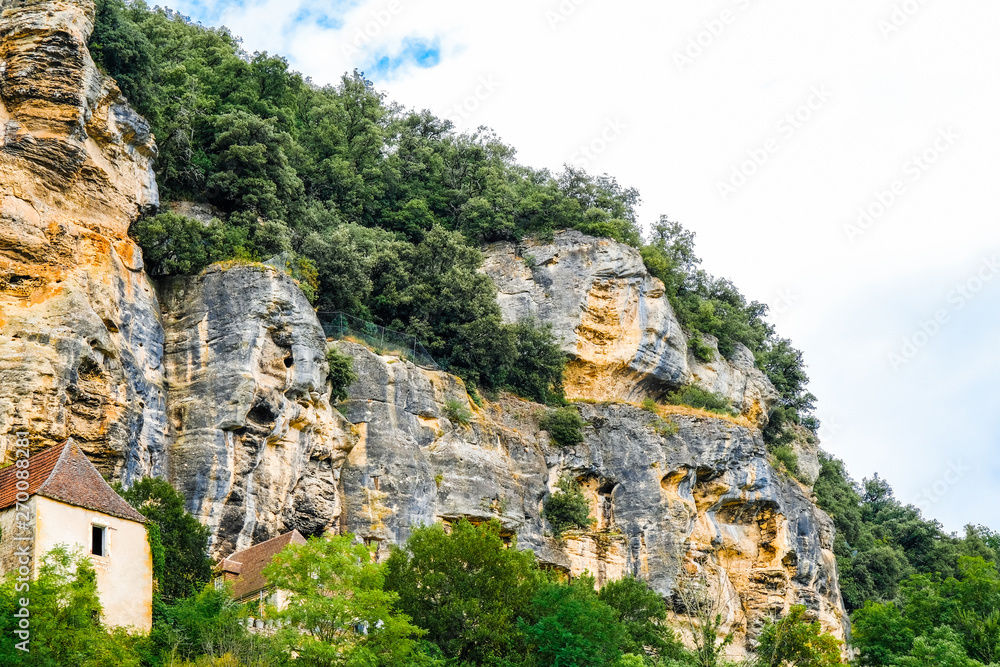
[336,342,846,657]
[482,231,778,424]
[159,265,355,557]
[0,0,165,478]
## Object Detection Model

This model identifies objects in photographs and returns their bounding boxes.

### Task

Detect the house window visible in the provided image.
[92,525,108,557]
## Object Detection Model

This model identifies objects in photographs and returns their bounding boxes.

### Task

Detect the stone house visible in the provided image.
[0,439,153,631]
[216,529,306,622]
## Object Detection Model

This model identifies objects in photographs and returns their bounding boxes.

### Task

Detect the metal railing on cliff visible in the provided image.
[317,311,441,371]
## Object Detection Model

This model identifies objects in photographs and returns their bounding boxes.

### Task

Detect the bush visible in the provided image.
[540,406,586,447]
[326,347,358,402]
[772,445,800,475]
[640,397,658,413]
[444,398,472,426]
[665,386,734,415]
[653,419,679,437]
[132,212,245,276]
[544,476,594,536]
[688,335,715,362]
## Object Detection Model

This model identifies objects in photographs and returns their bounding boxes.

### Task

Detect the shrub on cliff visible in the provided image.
[544,476,594,536]
[326,347,358,402]
[665,386,735,415]
[131,212,245,276]
[540,407,586,447]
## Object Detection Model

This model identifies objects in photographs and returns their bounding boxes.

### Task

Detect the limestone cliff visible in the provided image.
[0,4,847,659]
[0,0,165,477]
[334,341,845,657]
[483,231,778,425]
[159,265,355,557]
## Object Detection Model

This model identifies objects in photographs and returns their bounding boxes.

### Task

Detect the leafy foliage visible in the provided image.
[0,547,142,666]
[384,519,545,665]
[444,398,472,426]
[325,346,357,402]
[664,386,735,415]
[263,534,424,666]
[117,477,213,603]
[597,575,683,660]
[544,476,594,536]
[755,605,843,667]
[540,406,586,447]
[523,574,625,667]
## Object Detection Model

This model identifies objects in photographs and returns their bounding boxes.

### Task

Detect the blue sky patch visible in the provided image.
[365,37,442,80]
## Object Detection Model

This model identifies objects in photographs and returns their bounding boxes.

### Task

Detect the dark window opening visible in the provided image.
[92,525,107,557]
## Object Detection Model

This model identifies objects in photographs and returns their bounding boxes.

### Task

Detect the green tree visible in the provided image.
[88,0,157,119]
[263,534,423,667]
[850,601,915,666]
[523,575,625,667]
[117,477,213,602]
[597,575,682,660]
[754,605,843,667]
[0,547,141,666]
[384,519,545,664]
[326,346,358,402]
[540,407,586,447]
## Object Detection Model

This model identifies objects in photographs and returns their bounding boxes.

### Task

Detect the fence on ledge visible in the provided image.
[317,311,441,371]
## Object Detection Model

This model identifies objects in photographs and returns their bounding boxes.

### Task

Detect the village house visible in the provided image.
[0,439,153,631]
[216,529,306,626]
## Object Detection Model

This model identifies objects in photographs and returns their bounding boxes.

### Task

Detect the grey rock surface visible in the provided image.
[482,230,778,424]
[159,265,355,556]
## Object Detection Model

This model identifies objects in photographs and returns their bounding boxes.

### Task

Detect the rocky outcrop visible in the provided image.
[0,0,165,478]
[159,265,355,556]
[335,342,846,658]
[0,6,844,659]
[482,231,778,424]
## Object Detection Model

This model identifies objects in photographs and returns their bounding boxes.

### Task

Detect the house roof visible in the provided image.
[223,529,307,600]
[0,440,146,523]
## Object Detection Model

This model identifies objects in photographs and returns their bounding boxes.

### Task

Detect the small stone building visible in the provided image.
[216,529,306,618]
[0,439,153,631]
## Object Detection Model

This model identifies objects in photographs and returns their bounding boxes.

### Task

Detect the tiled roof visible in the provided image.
[224,530,307,600]
[0,442,64,510]
[0,440,146,523]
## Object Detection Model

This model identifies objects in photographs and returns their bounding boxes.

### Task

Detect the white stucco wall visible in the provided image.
[0,497,39,575]
[32,497,153,631]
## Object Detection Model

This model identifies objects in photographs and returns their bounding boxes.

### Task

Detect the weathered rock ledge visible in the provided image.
[482,231,778,425]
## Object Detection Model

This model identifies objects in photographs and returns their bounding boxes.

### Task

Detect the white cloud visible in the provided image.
[167,0,1000,532]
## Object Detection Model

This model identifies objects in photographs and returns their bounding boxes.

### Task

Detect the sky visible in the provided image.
[165,0,1000,533]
